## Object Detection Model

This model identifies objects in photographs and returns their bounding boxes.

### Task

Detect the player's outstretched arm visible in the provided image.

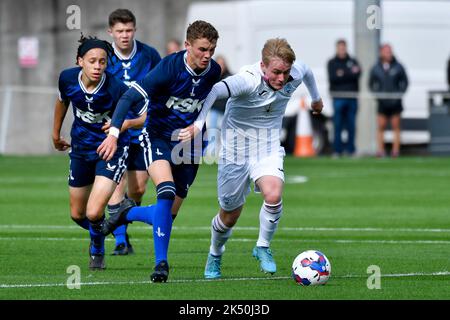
[102,111,147,134]
[122,111,147,131]
[109,86,145,132]
[52,98,71,151]
[178,79,237,142]
[178,82,226,142]
[98,84,148,160]
[300,63,323,115]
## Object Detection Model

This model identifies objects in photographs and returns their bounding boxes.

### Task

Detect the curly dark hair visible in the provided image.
[75,33,115,65]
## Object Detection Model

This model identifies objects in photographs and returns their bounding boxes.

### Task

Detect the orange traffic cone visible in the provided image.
[294,97,316,157]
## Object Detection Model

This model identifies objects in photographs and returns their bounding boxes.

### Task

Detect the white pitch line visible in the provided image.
[339,271,450,279]
[0,237,449,245]
[1,271,449,289]
[286,175,308,184]
[0,177,65,184]
[280,227,450,233]
[0,224,449,233]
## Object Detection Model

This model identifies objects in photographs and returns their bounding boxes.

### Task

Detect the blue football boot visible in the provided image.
[204,253,222,279]
[252,246,276,274]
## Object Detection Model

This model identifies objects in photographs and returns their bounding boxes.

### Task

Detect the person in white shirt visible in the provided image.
[179,38,323,279]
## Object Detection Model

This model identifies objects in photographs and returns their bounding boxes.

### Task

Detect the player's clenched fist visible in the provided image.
[178,125,200,142]
[311,99,324,115]
[52,135,70,151]
[97,135,118,161]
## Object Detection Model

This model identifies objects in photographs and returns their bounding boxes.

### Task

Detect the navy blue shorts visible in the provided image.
[171,162,199,198]
[149,137,200,198]
[126,130,151,171]
[68,146,129,187]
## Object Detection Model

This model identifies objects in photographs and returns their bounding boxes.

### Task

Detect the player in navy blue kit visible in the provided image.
[52,35,147,270]
[97,20,221,282]
[106,9,161,256]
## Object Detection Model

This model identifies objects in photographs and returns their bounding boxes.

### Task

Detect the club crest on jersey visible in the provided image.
[282,83,295,95]
[121,62,132,80]
[123,70,131,81]
[190,78,201,97]
[85,95,94,111]
[166,96,204,113]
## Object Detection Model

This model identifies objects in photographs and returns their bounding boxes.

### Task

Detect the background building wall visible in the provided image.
[0,0,222,154]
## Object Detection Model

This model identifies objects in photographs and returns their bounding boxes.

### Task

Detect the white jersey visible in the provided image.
[219,61,320,161]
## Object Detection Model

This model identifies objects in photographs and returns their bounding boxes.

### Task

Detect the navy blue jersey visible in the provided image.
[111,50,221,142]
[58,67,147,156]
[107,40,161,143]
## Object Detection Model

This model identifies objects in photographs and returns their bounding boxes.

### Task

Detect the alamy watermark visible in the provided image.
[66,265,81,289]
[66,5,81,30]
[367,265,381,289]
[169,128,282,165]
[366,5,382,30]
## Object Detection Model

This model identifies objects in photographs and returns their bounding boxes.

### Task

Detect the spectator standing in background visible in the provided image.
[327,39,361,158]
[445,56,450,106]
[369,44,408,158]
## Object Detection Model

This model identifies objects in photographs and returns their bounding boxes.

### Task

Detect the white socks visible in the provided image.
[209,214,232,256]
[209,200,283,256]
[256,200,283,248]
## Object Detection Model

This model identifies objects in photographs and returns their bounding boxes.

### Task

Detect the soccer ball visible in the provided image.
[292,250,331,286]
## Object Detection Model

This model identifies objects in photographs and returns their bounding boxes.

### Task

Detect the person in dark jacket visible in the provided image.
[369,44,408,157]
[445,56,450,107]
[327,39,361,157]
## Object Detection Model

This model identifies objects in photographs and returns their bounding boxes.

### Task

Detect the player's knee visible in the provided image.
[261,181,283,204]
[85,211,104,221]
[70,211,85,221]
[264,192,282,205]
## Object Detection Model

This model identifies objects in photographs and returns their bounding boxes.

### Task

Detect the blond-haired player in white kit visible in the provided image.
[179,38,323,278]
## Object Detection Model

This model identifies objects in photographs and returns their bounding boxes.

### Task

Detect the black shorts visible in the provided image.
[377,104,403,117]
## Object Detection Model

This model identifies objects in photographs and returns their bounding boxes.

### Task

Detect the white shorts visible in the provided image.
[217,147,286,211]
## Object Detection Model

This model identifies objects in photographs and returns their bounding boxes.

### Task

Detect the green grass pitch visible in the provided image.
[0,155,449,300]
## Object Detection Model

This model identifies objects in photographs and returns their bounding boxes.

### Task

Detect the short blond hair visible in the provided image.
[261,38,296,65]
